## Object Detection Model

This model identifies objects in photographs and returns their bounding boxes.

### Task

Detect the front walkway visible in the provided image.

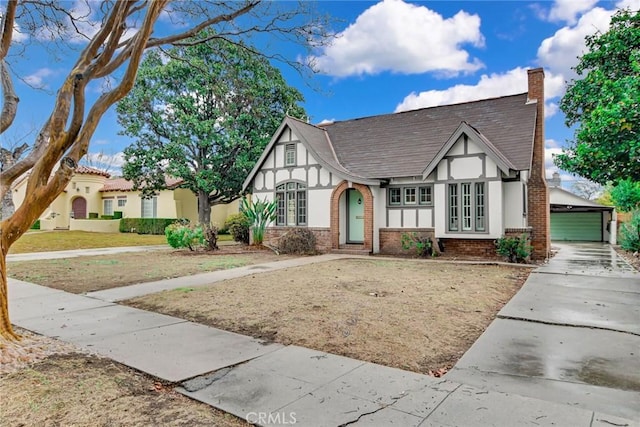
[7,245,639,426]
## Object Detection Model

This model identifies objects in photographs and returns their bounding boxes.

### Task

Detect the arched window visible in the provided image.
[275,182,306,226]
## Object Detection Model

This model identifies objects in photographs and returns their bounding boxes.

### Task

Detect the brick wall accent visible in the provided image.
[379,228,434,255]
[527,68,550,260]
[264,227,332,252]
[330,181,374,251]
[439,238,499,258]
[505,227,532,239]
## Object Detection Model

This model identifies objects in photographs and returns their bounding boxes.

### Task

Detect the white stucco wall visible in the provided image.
[308,188,332,227]
[503,181,526,228]
[449,156,484,180]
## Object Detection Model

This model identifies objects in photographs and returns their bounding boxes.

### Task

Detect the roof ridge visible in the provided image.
[327,92,528,125]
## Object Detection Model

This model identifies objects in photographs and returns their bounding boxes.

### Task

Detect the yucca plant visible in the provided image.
[240,196,277,245]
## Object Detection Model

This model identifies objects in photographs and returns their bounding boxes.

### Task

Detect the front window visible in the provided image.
[276,182,306,226]
[285,143,296,166]
[141,197,157,218]
[419,186,432,205]
[448,182,486,232]
[404,187,416,205]
[117,197,127,207]
[103,199,114,216]
[389,188,401,205]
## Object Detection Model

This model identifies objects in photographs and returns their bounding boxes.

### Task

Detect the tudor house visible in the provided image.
[242,68,550,259]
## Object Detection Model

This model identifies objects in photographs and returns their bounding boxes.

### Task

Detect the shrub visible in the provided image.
[495,234,532,263]
[30,219,40,230]
[278,228,317,254]
[619,209,640,251]
[88,212,99,219]
[224,213,251,244]
[101,215,114,220]
[113,211,123,219]
[401,232,433,257]
[119,218,182,235]
[240,196,277,245]
[165,223,205,251]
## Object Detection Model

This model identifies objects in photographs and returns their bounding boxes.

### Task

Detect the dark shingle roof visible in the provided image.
[320,93,536,179]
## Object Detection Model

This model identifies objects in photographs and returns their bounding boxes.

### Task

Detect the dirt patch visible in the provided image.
[0,350,246,426]
[7,246,291,294]
[127,258,530,374]
[614,246,640,271]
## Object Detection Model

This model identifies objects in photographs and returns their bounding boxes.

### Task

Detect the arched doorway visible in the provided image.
[330,181,373,251]
[71,197,87,219]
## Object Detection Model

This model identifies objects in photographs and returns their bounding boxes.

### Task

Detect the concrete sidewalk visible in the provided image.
[7,245,168,262]
[8,246,640,426]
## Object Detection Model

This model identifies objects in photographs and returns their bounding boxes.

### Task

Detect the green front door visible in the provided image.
[347,189,364,243]
[550,212,602,241]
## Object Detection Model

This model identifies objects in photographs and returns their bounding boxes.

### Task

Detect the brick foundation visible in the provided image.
[264,227,332,252]
[379,228,434,255]
[439,238,499,259]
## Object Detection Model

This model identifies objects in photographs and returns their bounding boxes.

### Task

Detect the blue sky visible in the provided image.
[4,0,639,185]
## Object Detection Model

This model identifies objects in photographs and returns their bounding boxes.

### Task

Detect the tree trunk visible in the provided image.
[1,190,15,220]
[198,190,211,226]
[0,238,19,341]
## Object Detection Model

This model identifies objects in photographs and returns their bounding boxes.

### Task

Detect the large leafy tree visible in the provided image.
[0,0,329,342]
[117,36,305,225]
[555,9,640,185]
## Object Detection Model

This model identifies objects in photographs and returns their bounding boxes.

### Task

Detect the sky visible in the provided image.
[3,0,639,189]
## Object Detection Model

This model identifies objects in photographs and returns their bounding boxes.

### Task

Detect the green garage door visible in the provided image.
[551,212,602,241]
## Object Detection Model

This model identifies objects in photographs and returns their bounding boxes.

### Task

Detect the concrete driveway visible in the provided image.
[446,242,640,420]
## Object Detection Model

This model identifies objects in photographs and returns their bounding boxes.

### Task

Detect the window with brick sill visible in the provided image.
[448,182,485,232]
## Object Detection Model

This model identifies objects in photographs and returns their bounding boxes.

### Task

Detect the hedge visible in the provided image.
[30,219,41,230]
[88,212,99,219]
[119,218,182,235]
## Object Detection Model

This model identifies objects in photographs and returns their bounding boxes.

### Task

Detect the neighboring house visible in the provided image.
[549,186,616,244]
[12,166,238,231]
[243,68,550,259]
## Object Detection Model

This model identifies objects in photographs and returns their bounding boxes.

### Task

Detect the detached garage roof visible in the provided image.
[550,187,613,212]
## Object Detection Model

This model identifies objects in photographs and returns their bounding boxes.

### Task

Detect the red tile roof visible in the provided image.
[76,165,111,178]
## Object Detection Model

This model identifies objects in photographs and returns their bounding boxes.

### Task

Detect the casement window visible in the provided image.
[117,197,127,207]
[388,185,432,206]
[419,186,432,205]
[285,143,296,166]
[404,187,417,204]
[103,199,114,216]
[388,188,401,205]
[448,182,486,232]
[275,182,306,226]
[141,196,157,218]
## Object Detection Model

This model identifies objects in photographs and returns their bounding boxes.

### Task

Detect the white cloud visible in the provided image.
[545,147,564,175]
[616,0,640,9]
[310,0,484,77]
[545,138,562,149]
[537,7,613,77]
[318,118,335,125]
[548,0,599,24]
[395,67,565,115]
[23,68,55,88]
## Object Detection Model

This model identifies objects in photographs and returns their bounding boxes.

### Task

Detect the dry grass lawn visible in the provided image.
[0,354,247,426]
[128,258,531,374]
[10,230,233,253]
[8,248,289,294]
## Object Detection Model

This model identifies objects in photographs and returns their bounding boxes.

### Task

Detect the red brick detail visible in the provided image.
[505,227,532,239]
[379,228,434,255]
[330,181,374,251]
[439,238,499,259]
[264,227,332,252]
[527,68,550,260]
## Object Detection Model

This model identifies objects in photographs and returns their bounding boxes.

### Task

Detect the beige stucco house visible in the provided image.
[12,166,238,232]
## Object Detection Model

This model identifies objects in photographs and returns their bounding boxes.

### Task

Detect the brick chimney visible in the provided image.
[527,68,550,260]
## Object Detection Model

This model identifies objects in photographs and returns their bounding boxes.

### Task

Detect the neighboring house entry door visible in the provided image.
[72,197,87,219]
[347,189,364,243]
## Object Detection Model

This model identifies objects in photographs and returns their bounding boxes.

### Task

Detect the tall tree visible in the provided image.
[117,36,305,225]
[0,1,329,342]
[555,9,640,185]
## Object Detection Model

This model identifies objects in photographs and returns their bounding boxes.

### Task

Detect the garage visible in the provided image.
[551,211,604,241]
[549,186,615,243]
